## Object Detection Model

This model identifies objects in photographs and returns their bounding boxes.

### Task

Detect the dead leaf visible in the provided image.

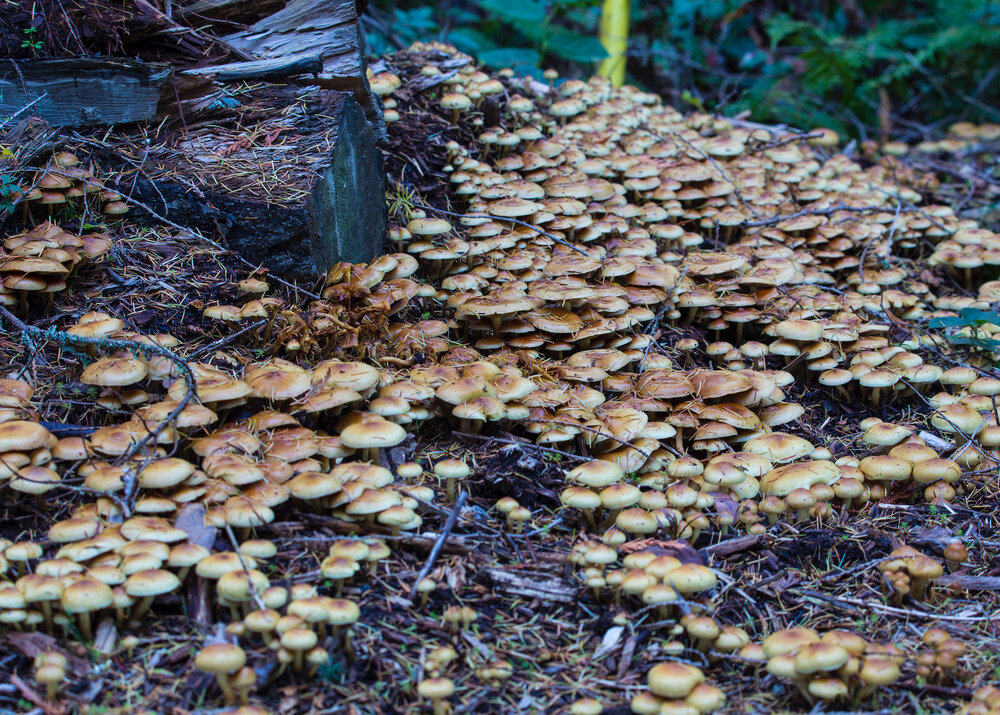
[593,625,624,660]
[174,503,216,549]
[618,538,704,565]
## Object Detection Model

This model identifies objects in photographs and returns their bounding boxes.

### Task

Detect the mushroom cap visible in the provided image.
[245,359,311,400]
[808,677,848,701]
[323,597,360,625]
[647,662,704,699]
[763,627,819,657]
[440,92,472,111]
[566,460,624,488]
[340,419,406,449]
[417,677,455,699]
[745,432,814,463]
[344,488,402,516]
[406,218,452,236]
[433,458,470,479]
[61,577,113,613]
[0,420,52,452]
[288,471,343,500]
[80,356,148,387]
[138,458,196,489]
[794,642,849,674]
[280,626,318,652]
[120,517,188,543]
[196,551,257,579]
[665,564,717,594]
[761,460,840,496]
[125,569,181,597]
[195,643,246,674]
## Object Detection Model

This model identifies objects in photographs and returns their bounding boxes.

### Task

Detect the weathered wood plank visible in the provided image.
[181,55,323,81]
[483,567,578,603]
[0,59,171,127]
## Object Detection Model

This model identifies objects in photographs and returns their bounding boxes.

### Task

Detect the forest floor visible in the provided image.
[0,44,999,715]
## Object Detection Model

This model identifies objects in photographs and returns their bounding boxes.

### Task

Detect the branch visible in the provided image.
[0,304,198,514]
[412,203,592,258]
[739,202,886,228]
[407,491,468,603]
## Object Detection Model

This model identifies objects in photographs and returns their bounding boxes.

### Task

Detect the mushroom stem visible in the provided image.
[39,601,53,635]
[343,628,355,662]
[77,611,93,641]
[129,596,154,627]
[293,649,304,672]
[216,673,236,705]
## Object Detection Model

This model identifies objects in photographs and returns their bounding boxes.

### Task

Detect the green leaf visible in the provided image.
[929,316,970,329]
[448,27,496,55]
[959,308,1000,325]
[477,47,542,69]
[545,27,608,62]
[477,0,547,23]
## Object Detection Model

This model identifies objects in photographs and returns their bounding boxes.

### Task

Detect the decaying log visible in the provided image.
[119,84,386,281]
[0,58,171,127]
[483,567,578,604]
[936,574,1000,591]
[220,0,383,137]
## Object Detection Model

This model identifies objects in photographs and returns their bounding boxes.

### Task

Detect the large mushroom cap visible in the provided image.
[195,643,246,674]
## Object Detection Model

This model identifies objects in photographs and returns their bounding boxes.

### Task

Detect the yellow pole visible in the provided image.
[597,0,629,87]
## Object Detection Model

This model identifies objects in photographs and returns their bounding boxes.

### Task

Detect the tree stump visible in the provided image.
[119,84,386,282]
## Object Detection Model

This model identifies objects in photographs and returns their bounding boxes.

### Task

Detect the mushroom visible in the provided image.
[60,577,113,640]
[195,643,247,705]
[433,458,470,502]
[417,677,455,715]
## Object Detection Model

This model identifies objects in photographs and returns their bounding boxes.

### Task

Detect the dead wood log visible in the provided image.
[936,574,1000,591]
[482,567,578,603]
[0,58,172,127]
[117,84,385,281]
[220,0,384,138]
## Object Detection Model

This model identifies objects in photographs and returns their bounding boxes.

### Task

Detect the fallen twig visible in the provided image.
[408,491,468,603]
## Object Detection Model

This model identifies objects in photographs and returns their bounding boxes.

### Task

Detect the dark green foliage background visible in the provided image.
[363,0,1000,140]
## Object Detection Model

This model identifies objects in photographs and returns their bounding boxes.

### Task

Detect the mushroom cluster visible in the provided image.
[631,661,725,714]
[194,580,362,704]
[1,40,998,712]
[916,627,967,684]
[877,545,944,603]
[0,221,112,310]
[761,627,903,705]
[882,121,1000,157]
[568,541,717,614]
[16,151,127,220]
[0,380,60,501]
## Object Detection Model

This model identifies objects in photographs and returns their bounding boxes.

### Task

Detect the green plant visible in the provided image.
[754,1,1000,137]
[20,26,42,57]
[0,173,19,214]
[929,308,1000,364]
[369,0,606,76]
[367,0,1000,138]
